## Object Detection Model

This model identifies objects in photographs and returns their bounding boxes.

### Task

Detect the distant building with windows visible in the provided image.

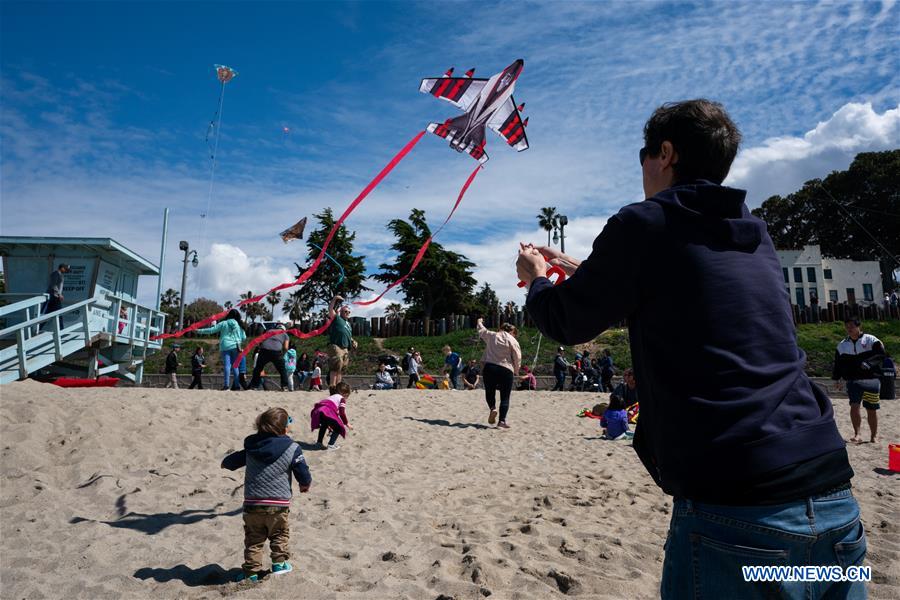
[776,245,883,307]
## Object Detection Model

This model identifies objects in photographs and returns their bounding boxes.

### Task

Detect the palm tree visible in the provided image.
[384,302,405,323]
[239,291,254,320]
[223,300,233,310]
[537,207,558,247]
[504,300,518,318]
[282,291,305,323]
[266,290,282,321]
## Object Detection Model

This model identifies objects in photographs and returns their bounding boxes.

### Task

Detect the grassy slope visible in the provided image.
[145,321,899,377]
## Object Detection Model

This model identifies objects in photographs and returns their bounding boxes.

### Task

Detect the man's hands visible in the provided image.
[516,244,548,288]
[534,245,581,276]
[298,485,311,493]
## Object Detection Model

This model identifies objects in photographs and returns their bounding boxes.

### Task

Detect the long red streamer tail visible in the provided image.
[153,130,427,340]
[234,316,337,366]
[355,163,482,306]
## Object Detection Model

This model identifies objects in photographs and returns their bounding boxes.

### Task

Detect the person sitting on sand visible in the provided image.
[600,394,630,440]
[517,365,537,391]
[373,363,394,390]
[221,407,311,582]
[462,358,481,390]
[310,382,353,451]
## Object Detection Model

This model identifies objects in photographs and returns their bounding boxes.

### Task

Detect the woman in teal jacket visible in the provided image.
[197,309,247,390]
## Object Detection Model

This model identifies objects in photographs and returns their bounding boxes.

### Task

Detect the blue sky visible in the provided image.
[2,0,898,316]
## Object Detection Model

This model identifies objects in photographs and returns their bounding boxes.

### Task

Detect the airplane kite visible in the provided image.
[420,58,529,164]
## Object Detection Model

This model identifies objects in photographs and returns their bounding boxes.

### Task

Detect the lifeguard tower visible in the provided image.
[0,237,167,385]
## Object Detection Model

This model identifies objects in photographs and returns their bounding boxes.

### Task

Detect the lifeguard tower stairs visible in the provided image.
[0,237,167,385]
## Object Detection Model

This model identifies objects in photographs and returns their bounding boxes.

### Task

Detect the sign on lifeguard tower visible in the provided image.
[0,237,167,385]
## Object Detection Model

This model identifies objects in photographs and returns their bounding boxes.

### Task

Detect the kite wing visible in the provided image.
[420,76,488,111]
[487,96,529,152]
[280,216,307,243]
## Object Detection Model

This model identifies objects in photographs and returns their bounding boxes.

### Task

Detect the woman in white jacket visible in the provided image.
[477,318,522,429]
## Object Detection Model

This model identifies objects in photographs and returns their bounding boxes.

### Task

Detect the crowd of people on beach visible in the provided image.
[156,100,896,596]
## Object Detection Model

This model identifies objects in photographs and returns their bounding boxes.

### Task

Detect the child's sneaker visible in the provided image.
[235,571,259,582]
[326,444,341,451]
[271,561,293,575]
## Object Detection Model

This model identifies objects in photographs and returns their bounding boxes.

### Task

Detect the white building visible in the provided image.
[777,245,884,307]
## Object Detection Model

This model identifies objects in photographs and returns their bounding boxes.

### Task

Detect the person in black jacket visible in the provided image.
[164,345,180,389]
[551,347,568,391]
[832,316,885,443]
[517,99,864,598]
[189,346,207,390]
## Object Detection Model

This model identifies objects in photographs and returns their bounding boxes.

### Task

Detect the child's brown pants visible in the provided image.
[242,507,290,573]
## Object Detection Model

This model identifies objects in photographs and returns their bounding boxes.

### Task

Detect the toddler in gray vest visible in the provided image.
[222,407,312,582]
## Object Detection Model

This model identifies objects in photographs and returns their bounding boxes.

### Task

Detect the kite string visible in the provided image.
[200,81,226,255]
[153,130,427,340]
[355,162,482,306]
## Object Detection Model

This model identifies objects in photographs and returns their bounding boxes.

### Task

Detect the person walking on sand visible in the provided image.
[164,344,181,388]
[221,407,312,582]
[517,99,864,598]
[476,318,521,429]
[832,316,885,444]
[326,296,357,388]
[189,346,206,389]
[552,346,568,391]
[196,309,248,391]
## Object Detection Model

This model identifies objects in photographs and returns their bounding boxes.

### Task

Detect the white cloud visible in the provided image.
[726,102,900,205]
[192,243,295,302]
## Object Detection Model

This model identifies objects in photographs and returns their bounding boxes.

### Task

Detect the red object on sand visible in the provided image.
[889,444,900,472]
[52,377,119,388]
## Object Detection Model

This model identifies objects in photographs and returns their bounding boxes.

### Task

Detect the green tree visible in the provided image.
[375,208,477,320]
[159,288,180,325]
[238,291,267,322]
[282,291,306,323]
[183,297,224,324]
[266,290,282,321]
[471,282,501,316]
[751,150,900,292]
[537,206,558,247]
[291,208,370,316]
[384,302,406,323]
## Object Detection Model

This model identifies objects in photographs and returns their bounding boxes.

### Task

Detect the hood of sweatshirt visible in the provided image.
[244,433,293,464]
[650,181,763,252]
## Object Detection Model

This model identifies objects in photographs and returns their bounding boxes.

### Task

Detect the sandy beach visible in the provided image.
[1,381,897,599]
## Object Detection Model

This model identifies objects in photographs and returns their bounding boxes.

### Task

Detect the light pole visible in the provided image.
[552,215,568,253]
[178,241,199,330]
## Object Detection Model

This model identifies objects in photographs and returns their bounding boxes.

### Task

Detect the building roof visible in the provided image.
[0,237,159,275]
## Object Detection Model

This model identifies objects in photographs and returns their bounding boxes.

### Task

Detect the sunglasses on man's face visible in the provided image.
[639,147,650,166]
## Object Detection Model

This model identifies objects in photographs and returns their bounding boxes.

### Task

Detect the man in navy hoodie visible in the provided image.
[517,100,865,599]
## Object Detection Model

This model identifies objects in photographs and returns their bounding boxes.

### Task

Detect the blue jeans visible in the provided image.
[552,372,565,391]
[661,487,867,599]
[449,367,461,390]
[222,348,241,389]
